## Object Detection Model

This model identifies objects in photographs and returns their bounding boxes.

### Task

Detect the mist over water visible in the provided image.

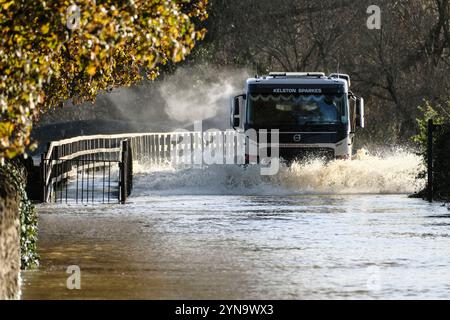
[101,66,250,131]
[158,67,250,129]
[133,148,424,196]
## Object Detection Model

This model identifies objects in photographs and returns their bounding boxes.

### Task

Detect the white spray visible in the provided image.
[133,148,424,196]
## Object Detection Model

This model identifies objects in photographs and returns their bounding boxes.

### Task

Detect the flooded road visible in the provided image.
[20,153,450,299]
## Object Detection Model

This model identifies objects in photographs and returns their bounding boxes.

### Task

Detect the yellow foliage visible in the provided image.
[86,65,96,76]
[0,0,209,160]
[40,23,50,35]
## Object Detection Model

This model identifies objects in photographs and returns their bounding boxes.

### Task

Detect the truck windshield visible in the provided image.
[247,94,348,126]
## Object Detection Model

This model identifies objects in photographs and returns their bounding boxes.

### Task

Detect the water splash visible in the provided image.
[133,148,424,196]
[278,148,424,194]
[157,67,250,129]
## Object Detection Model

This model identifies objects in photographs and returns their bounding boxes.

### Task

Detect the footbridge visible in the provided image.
[38,131,244,204]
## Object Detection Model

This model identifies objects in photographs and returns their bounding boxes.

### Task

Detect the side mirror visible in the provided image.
[230,94,244,129]
[356,97,365,128]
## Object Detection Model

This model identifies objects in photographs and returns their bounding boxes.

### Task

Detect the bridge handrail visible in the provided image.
[44,131,204,160]
[42,130,242,204]
[43,134,139,203]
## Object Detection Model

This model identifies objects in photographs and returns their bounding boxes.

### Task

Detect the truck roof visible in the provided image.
[246,73,349,92]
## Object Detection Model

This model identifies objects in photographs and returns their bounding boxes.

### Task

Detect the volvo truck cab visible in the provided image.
[230,72,364,161]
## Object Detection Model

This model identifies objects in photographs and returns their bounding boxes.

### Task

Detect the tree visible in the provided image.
[0,0,208,161]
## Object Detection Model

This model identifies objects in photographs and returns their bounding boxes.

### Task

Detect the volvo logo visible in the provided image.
[293,134,302,142]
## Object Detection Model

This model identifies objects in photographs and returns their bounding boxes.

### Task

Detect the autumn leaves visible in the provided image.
[0,0,208,161]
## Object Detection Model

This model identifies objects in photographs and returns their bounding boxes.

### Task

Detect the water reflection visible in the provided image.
[21,194,450,299]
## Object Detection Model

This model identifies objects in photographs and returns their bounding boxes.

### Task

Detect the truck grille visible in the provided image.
[277,147,335,162]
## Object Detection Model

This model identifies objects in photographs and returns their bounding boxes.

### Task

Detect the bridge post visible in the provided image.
[127,140,133,196]
[40,153,46,203]
[120,140,128,204]
[42,142,52,203]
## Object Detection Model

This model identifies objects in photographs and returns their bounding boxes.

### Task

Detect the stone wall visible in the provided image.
[0,171,20,300]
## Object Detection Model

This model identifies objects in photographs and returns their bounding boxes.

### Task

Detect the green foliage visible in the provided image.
[0,162,39,269]
[412,101,446,156]
[0,0,208,161]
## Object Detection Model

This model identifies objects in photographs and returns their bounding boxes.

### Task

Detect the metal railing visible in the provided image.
[43,158,118,203]
[42,136,132,204]
[41,130,244,204]
[127,131,244,164]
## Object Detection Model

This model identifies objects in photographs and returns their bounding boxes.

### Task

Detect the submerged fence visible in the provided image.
[42,136,133,204]
[41,130,245,204]
[128,131,245,164]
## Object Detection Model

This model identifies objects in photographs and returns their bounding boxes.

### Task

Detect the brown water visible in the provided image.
[20,153,450,299]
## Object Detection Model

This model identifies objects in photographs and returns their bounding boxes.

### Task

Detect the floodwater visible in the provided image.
[20,150,450,299]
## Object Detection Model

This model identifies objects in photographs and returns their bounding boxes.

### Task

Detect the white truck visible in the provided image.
[230,72,364,161]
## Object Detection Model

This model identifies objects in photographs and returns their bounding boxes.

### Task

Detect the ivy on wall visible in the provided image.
[0,162,39,269]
